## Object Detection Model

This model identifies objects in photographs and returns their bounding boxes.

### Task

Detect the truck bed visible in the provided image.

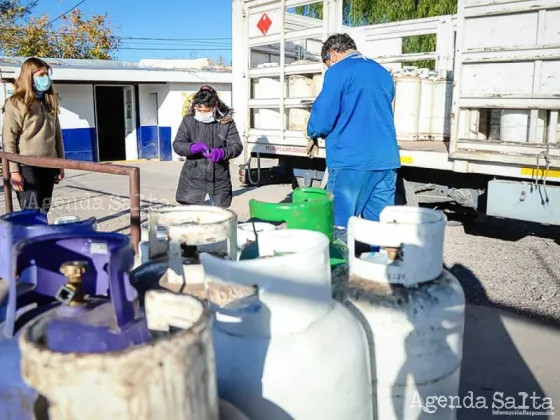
[398,141,449,153]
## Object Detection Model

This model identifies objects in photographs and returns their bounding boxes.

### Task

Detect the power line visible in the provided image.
[19,0,40,16]
[0,38,232,51]
[121,39,231,46]
[1,0,40,24]
[0,26,233,43]
[120,47,230,51]
[120,36,232,42]
[44,0,87,27]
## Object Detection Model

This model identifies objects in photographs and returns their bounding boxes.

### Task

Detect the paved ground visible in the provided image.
[1,160,559,418]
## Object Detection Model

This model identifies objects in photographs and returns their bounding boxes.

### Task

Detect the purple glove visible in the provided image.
[203,148,225,163]
[190,142,209,155]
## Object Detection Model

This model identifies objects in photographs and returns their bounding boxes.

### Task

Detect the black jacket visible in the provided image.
[172,110,243,204]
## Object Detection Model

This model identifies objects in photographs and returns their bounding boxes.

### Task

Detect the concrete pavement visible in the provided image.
[459,304,559,418]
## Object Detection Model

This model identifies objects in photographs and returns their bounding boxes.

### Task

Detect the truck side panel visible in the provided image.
[450,0,560,169]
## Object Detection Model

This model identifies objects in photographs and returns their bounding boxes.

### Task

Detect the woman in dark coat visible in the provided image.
[172,85,243,208]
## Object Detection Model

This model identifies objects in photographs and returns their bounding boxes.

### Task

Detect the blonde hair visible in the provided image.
[4,57,59,115]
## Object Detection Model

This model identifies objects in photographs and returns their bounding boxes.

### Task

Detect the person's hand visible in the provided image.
[190,142,209,155]
[302,114,319,159]
[11,172,24,192]
[203,148,225,163]
[55,168,64,184]
[306,138,319,158]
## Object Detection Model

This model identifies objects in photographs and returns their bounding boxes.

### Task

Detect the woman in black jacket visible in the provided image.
[172,85,243,208]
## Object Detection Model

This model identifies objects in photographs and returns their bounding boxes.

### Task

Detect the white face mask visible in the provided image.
[195,109,215,124]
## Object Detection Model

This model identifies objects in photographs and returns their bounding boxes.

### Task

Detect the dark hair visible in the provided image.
[321,33,357,64]
[187,85,231,118]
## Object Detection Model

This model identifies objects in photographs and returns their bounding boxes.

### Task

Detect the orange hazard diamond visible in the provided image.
[257,13,272,35]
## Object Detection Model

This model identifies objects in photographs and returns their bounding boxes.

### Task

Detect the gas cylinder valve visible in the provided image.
[56,261,88,306]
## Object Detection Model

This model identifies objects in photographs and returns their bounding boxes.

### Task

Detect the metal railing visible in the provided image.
[0,152,141,254]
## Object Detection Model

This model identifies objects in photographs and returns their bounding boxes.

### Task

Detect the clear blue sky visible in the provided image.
[31,0,233,62]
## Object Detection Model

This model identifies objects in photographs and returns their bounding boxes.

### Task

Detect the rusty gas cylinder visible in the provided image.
[131,205,255,309]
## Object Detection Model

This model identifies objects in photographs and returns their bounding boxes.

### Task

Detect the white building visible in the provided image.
[0,57,232,162]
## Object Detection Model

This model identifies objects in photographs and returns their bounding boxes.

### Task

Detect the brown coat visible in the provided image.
[2,98,64,173]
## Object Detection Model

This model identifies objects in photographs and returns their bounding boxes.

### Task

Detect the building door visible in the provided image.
[95,86,126,162]
[123,86,138,160]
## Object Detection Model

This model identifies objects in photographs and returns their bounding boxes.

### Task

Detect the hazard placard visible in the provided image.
[257,13,272,35]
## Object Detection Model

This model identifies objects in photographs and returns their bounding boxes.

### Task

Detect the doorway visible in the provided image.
[94,85,136,162]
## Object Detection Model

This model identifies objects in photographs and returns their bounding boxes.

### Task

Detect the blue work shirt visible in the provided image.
[307,52,401,171]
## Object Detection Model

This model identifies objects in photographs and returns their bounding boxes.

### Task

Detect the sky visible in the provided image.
[30,0,233,63]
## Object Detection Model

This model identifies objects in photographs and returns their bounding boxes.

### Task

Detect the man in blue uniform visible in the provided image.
[307,33,400,228]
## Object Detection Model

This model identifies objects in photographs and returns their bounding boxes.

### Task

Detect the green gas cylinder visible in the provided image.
[239,187,347,269]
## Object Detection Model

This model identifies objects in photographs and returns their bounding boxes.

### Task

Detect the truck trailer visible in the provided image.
[232,0,560,226]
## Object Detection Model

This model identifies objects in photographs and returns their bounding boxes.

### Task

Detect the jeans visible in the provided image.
[326,168,397,229]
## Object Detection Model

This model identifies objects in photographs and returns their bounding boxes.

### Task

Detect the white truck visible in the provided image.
[232,0,560,225]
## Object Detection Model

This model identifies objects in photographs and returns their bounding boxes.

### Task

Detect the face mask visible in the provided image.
[195,109,215,124]
[328,52,340,68]
[33,75,51,92]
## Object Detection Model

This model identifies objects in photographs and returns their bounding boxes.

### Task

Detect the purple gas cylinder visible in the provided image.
[13,231,151,352]
[0,231,150,420]
[0,209,96,335]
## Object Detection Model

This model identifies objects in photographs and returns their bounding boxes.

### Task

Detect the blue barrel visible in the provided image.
[0,231,149,420]
[0,210,96,329]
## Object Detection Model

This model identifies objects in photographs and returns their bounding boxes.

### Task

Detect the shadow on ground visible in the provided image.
[454,264,556,419]
[438,205,560,243]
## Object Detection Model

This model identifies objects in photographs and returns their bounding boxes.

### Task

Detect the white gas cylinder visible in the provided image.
[20,291,220,420]
[430,76,453,141]
[288,72,314,130]
[236,221,277,253]
[288,108,310,131]
[418,73,434,140]
[200,229,373,420]
[394,67,421,141]
[288,73,314,98]
[253,62,287,130]
[342,207,465,420]
[500,109,546,143]
[253,63,287,99]
[313,73,324,95]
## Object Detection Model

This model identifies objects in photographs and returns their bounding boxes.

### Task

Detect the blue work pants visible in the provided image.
[326,168,397,229]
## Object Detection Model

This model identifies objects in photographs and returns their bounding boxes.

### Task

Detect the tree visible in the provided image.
[210,55,227,66]
[294,0,457,68]
[0,0,28,19]
[0,1,121,59]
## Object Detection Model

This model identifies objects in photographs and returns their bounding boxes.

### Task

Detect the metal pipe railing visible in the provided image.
[0,152,141,254]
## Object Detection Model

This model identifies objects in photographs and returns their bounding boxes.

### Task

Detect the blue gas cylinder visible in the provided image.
[0,209,97,331]
[0,231,150,420]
